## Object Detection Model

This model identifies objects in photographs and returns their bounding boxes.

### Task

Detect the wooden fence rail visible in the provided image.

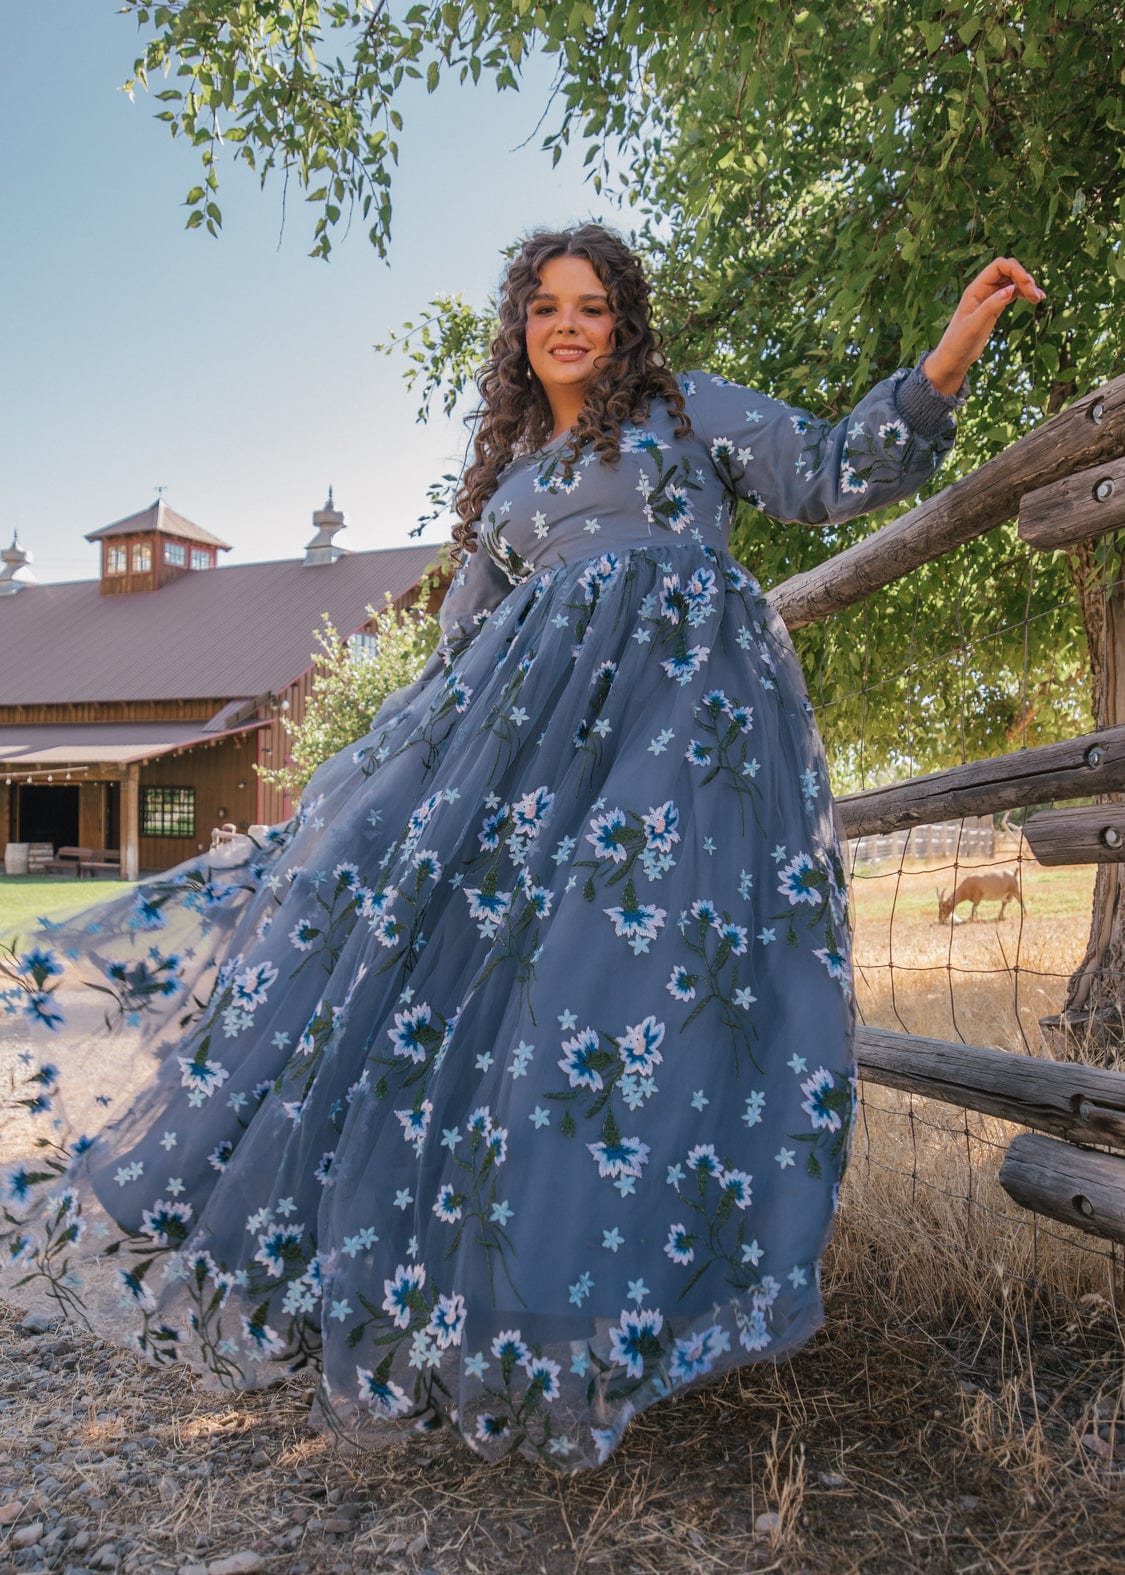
[1000,1135,1125,1247]
[837,724,1125,840]
[856,1028,1125,1153]
[1024,806,1125,866]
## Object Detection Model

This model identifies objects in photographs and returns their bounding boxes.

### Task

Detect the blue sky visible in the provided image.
[0,4,633,582]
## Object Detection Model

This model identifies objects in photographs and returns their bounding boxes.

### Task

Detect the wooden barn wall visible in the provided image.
[252,579,448,828]
[255,670,315,827]
[139,734,258,871]
[0,699,231,726]
[77,782,103,849]
[98,532,156,596]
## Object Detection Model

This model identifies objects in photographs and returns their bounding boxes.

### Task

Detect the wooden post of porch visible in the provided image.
[121,763,140,882]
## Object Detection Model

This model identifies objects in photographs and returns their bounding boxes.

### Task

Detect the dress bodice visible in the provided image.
[477,399,738,580]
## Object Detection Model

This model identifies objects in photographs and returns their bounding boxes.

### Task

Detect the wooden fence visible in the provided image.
[767,370,1125,1249]
[849,815,996,864]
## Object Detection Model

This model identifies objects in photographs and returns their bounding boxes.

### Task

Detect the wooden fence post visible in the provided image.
[121,764,140,883]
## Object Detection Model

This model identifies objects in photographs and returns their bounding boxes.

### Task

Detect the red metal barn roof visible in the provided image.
[0,544,443,704]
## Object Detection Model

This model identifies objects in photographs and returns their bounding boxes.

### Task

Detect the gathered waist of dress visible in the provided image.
[516,528,740,579]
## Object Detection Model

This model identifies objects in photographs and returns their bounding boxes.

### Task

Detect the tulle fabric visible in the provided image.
[2,539,855,1469]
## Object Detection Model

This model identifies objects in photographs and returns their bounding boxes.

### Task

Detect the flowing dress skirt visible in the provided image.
[1,540,855,1470]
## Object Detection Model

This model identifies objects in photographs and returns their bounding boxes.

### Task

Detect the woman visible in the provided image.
[1,226,1041,1470]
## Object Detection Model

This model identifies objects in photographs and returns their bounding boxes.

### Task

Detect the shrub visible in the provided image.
[257,570,442,804]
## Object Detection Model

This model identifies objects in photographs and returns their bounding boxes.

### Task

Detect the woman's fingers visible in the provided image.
[951,287,1018,365]
[922,257,1046,394]
[978,282,1020,321]
[966,264,1045,336]
[966,257,1045,306]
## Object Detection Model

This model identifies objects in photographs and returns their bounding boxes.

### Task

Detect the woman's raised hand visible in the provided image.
[922,257,1045,396]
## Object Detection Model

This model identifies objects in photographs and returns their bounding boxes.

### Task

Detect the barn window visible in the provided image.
[348,631,379,661]
[132,542,152,572]
[165,541,186,566]
[191,548,212,570]
[106,545,126,575]
[142,786,195,838]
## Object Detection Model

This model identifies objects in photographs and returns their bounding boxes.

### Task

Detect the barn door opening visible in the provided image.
[18,784,80,850]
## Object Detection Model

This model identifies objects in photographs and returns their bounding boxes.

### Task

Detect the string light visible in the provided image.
[0,766,94,785]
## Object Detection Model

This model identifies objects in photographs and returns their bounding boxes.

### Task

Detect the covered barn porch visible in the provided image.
[0,720,268,880]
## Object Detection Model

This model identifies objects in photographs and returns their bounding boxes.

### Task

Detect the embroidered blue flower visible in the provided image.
[604,898,667,953]
[587,1134,651,1180]
[427,1291,467,1350]
[387,1003,434,1063]
[558,1028,604,1092]
[382,1262,426,1329]
[801,1067,843,1131]
[777,851,822,907]
[664,1223,696,1265]
[620,428,669,453]
[661,646,711,685]
[615,1016,665,1076]
[356,1367,412,1418]
[608,1307,664,1378]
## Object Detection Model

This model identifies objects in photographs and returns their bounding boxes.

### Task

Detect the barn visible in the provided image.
[0,495,441,878]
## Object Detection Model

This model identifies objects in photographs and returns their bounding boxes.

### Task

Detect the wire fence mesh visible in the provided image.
[805,525,1125,1395]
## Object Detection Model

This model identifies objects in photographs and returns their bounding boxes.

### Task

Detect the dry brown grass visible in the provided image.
[851,845,1094,1055]
[2,849,1124,1573]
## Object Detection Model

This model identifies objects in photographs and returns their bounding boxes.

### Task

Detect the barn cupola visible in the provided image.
[85,498,231,595]
[0,532,37,594]
[303,487,350,566]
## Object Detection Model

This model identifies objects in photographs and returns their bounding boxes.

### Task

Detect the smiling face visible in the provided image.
[524,254,616,434]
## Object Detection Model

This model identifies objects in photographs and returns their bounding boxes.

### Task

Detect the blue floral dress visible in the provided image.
[1,364,960,1470]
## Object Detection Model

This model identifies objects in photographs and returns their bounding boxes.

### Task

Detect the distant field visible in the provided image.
[848,850,1093,1052]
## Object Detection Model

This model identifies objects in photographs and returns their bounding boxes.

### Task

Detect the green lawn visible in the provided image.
[0,874,135,937]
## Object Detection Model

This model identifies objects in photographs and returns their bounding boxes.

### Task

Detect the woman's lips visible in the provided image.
[550,346,589,360]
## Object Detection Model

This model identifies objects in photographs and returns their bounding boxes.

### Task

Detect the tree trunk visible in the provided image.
[1052,532,1125,1063]
[1032,363,1125,1065]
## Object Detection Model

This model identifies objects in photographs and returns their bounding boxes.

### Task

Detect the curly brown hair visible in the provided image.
[453,224,689,559]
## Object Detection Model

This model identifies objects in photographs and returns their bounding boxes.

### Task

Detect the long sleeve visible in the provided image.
[684,356,966,527]
[433,538,514,658]
[370,538,513,730]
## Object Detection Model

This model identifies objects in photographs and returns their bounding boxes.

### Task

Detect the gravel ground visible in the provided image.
[0,1301,440,1575]
[4,1279,1124,1575]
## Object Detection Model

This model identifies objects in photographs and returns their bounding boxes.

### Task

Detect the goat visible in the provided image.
[937,868,1024,923]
